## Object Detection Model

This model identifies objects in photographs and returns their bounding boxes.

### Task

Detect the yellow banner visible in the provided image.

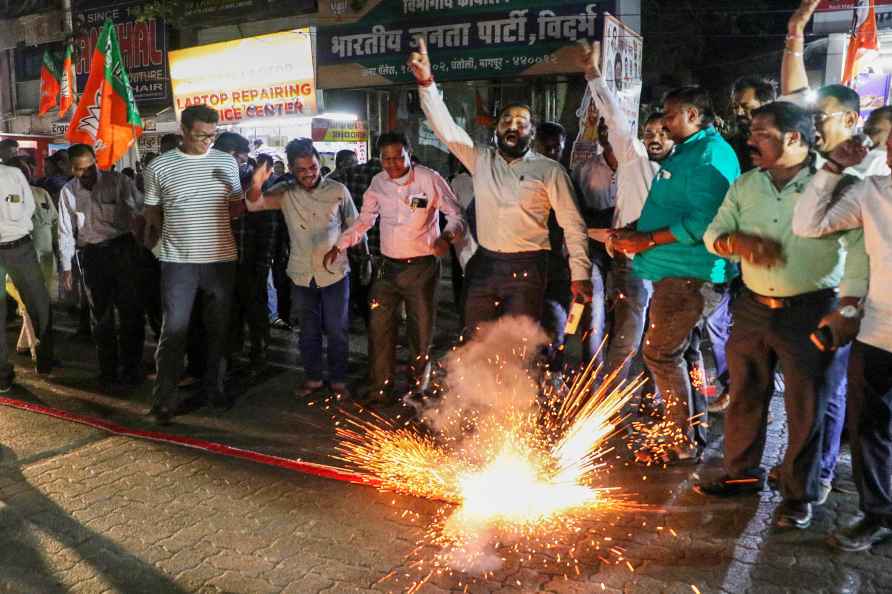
[168,28,317,124]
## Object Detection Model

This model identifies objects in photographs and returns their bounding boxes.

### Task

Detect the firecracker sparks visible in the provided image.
[333,344,648,579]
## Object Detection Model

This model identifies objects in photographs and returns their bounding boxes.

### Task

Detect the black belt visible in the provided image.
[0,235,32,249]
[477,246,549,262]
[382,254,434,265]
[81,233,133,250]
[746,287,836,310]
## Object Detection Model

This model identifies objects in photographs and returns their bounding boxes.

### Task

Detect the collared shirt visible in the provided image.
[143,148,242,264]
[634,126,741,283]
[328,160,384,256]
[420,83,591,280]
[588,78,661,229]
[31,185,57,257]
[793,169,892,353]
[449,172,478,270]
[704,164,867,298]
[0,165,35,242]
[338,165,465,259]
[278,177,358,288]
[58,171,143,271]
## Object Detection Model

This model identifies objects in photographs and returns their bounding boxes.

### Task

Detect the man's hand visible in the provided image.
[731,233,786,267]
[407,36,432,83]
[250,161,273,198]
[816,307,862,350]
[570,280,594,303]
[431,234,451,257]
[323,246,341,272]
[578,39,601,80]
[827,138,870,171]
[610,229,655,255]
[789,0,821,35]
[61,270,73,292]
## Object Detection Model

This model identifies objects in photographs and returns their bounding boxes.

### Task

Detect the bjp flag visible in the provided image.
[37,50,60,116]
[67,20,143,170]
[58,43,78,117]
[842,0,881,85]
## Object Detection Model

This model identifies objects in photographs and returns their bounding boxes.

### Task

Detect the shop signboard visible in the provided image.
[317,0,618,88]
[74,1,169,103]
[854,72,892,120]
[570,14,642,169]
[311,119,369,143]
[168,29,318,125]
[181,0,315,25]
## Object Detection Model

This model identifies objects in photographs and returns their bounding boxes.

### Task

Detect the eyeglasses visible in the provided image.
[813,111,846,124]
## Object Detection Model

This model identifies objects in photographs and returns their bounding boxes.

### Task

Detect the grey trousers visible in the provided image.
[0,238,53,381]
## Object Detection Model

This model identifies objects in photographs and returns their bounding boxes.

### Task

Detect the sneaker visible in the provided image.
[829,516,892,552]
[270,317,293,331]
[694,474,765,497]
[776,500,812,529]
[816,479,833,506]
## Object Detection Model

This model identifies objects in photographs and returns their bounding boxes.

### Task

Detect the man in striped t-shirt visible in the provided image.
[143,105,243,424]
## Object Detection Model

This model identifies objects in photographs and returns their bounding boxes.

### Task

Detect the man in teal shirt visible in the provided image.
[693,101,867,530]
[611,86,740,464]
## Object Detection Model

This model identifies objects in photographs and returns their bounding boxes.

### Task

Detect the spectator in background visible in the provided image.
[272,160,286,179]
[728,76,777,172]
[143,105,242,424]
[160,134,183,154]
[58,144,146,386]
[0,139,19,163]
[121,167,136,180]
[333,150,358,176]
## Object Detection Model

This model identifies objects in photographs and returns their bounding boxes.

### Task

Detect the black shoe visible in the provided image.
[147,404,174,425]
[694,474,765,497]
[829,516,892,552]
[776,500,812,529]
[0,378,12,393]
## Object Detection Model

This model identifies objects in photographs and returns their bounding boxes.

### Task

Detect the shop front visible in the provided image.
[316,0,642,175]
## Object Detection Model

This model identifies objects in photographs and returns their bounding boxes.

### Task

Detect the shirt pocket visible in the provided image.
[3,193,26,222]
[517,178,548,217]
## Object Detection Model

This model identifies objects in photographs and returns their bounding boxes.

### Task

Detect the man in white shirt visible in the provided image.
[325,132,465,402]
[409,38,592,334]
[793,136,892,552]
[143,105,243,424]
[58,144,145,385]
[248,138,360,399]
[0,163,54,390]
[581,42,674,382]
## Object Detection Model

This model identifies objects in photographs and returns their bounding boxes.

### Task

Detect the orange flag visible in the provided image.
[59,43,77,117]
[67,20,143,170]
[842,0,880,85]
[37,50,60,116]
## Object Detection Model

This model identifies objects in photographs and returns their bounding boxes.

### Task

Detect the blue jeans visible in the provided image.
[603,254,652,381]
[266,269,278,322]
[705,290,732,389]
[154,262,236,406]
[821,343,852,483]
[292,276,350,384]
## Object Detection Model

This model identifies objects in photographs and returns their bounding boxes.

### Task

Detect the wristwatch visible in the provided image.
[839,305,860,319]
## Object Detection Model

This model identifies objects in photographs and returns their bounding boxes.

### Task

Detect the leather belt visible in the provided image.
[382,254,434,265]
[0,235,32,249]
[747,287,836,310]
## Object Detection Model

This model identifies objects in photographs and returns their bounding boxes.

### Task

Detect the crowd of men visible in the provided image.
[0,0,889,556]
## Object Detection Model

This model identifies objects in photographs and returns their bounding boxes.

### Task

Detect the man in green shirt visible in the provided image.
[694,101,867,530]
[611,86,740,463]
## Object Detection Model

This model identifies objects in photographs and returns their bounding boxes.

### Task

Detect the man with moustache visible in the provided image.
[409,38,592,332]
[611,86,740,464]
[695,101,867,530]
[580,41,675,383]
[729,77,777,172]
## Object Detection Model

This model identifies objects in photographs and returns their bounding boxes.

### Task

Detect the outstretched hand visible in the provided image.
[251,160,273,192]
[407,36,432,83]
[578,39,601,80]
[789,0,821,35]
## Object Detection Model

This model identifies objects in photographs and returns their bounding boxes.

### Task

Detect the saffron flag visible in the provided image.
[67,19,143,170]
[37,50,60,116]
[842,0,881,85]
[59,43,77,117]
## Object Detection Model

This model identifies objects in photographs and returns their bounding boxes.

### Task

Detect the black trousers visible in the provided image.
[228,259,270,361]
[463,247,549,335]
[79,234,145,378]
[847,340,892,522]
[723,289,836,503]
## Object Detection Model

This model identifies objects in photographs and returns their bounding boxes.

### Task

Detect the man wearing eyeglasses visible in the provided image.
[143,104,243,424]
